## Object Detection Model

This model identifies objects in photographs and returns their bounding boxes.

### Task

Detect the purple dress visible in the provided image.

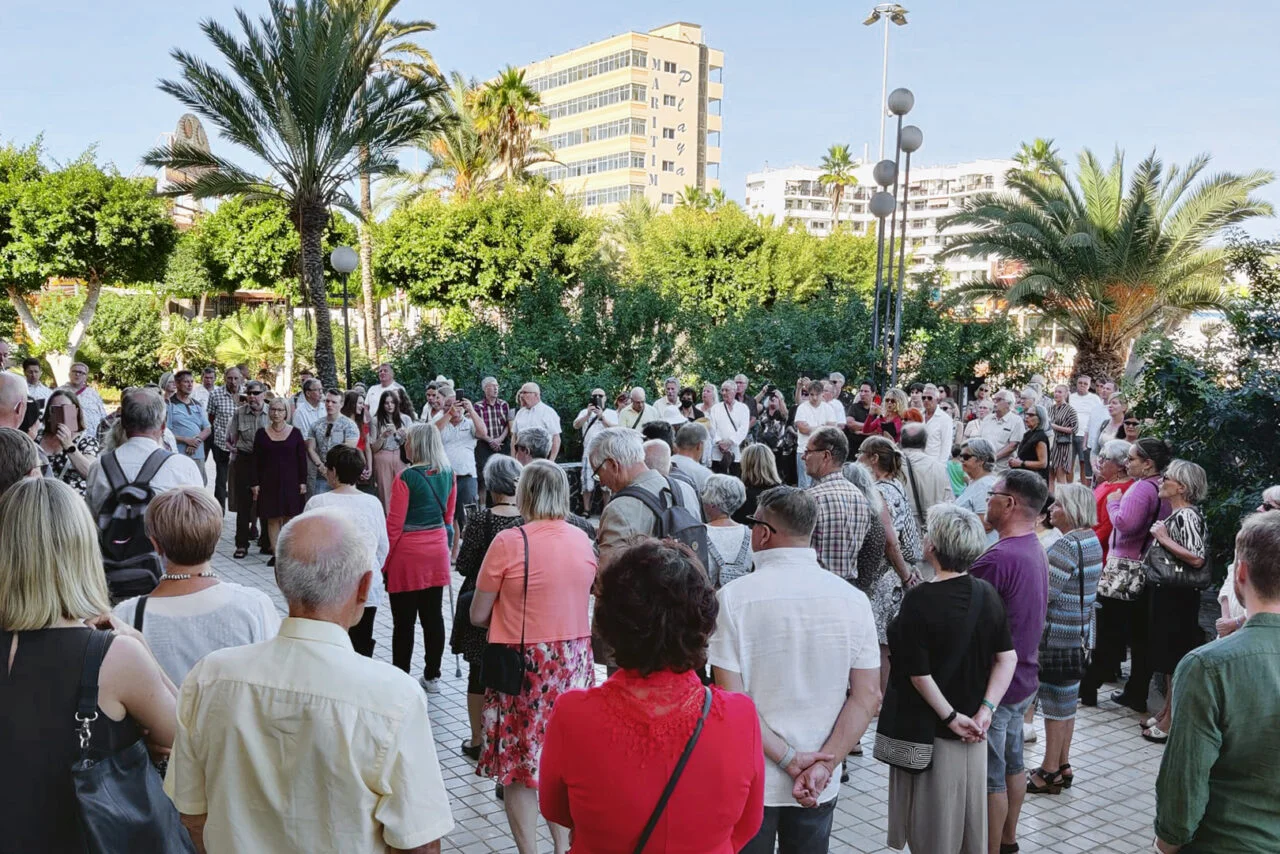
[251,426,307,519]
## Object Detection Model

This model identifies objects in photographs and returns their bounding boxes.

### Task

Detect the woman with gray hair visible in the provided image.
[1009,404,1051,487]
[956,438,999,537]
[384,422,455,690]
[883,503,1017,854]
[452,453,524,760]
[700,474,753,587]
[470,460,596,854]
[1027,483,1103,795]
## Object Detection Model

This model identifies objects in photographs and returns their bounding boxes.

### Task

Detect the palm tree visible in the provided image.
[707,187,728,211]
[471,66,550,182]
[216,307,287,379]
[941,148,1273,378]
[1012,138,1065,178]
[819,144,858,229]
[676,185,710,211]
[388,72,496,205]
[143,0,443,388]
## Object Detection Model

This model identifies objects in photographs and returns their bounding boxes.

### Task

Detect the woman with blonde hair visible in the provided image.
[251,395,307,563]
[385,421,456,690]
[864,387,908,443]
[0,478,178,851]
[734,442,782,524]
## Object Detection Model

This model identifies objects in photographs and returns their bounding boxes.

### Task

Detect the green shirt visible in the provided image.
[1154,612,1280,852]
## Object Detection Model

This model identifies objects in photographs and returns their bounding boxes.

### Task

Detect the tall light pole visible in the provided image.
[863,4,909,161]
[329,246,358,390]
[891,124,924,385]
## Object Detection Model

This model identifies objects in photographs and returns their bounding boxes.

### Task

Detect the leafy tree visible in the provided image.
[216,307,286,378]
[2,154,175,383]
[675,185,711,211]
[471,66,551,183]
[144,0,445,388]
[78,293,165,390]
[157,315,223,371]
[941,148,1273,379]
[819,144,858,229]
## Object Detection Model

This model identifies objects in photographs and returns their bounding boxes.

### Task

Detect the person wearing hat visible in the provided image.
[229,381,271,558]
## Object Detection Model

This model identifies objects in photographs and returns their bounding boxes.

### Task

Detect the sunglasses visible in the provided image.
[246,390,263,396]
[744,515,777,535]
[1124,420,1139,426]
[959,452,976,461]
[1263,503,1280,512]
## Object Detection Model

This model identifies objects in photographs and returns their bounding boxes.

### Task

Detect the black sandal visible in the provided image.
[999,844,1020,854]
[233,548,248,559]
[1026,767,1062,795]
[460,739,480,761]
[1058,763,1073,789]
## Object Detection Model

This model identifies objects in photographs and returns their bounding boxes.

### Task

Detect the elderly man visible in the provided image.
[512,382,562,461]
[734,374,759,425]
[899,422,954,534]
[573,388,619,509]
[167,369,212,486]
[671,422,713,492]
[227,381,271,557]
[365,363,405,425]
[164,512,454,854]
[0,371,27,430]
[65,362,108,437]
[707,379,750,476]
[979,390,1025,470]
[0,427,41,495]
[592,427,683,569]
[804,426,871,583]
[85,387,205,516]
[1069,375,1104,484]
[618,386,658,430]
[711,486,881,854]
[969,469,1049,854]
[656,376,686,425]
[292,378,325,437]
[207,367,243,510]
[473,376,510,496]
[0,338,10,370]
[22,357,50,403]
[642,438,702,515]
[921,383,954,464]
[1154,511,1280,854]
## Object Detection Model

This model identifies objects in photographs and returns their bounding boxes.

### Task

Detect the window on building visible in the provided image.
[661,160,675,172]
[663,94,676,107]
[662,127,675,139]
[663,61,676,73]
[661,192,675,204]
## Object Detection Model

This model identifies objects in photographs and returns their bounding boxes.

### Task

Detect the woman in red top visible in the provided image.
[862,387,908,444]
[539,539,764,853]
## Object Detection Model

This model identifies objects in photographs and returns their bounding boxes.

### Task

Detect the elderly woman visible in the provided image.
[38,388,98,495]
[0,478,179,851]
[955,438,999,537]
[385,422,456,689]
[1026,483,1103,795]
[251,396,308,562]
[113,487,281,684]
[452,454,524,761]
[540,538,763,851]
[883,504,1017,854]
[1218,485,1280,637]
[963,400,992,441]
[470,460,597,854]
[1141,459,1209,744]
[841,462,889,598]
[1091,439,1134,562]
[701,474,754,587]
[1047,384,1078,488]
[1009,404,1050,486]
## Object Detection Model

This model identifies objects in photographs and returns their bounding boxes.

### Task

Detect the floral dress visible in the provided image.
[47,433,99,496]
[1049,403,1078,474]
[870,478,922,644]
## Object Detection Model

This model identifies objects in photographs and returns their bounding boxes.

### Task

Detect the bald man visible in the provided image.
[0,373,49,476]
[512,382,562,461]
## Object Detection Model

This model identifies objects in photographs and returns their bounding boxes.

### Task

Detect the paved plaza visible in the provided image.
[212,515,1166,854]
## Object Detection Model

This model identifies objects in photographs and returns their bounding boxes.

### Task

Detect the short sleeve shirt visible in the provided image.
[167,397,211,462]
[513,402,562,437]
[439,417,477,476]
[969,532,1048,704]
[476,520,596,644]
[310,416,359,461]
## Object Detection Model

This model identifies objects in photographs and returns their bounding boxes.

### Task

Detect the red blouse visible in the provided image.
[539,668,764,853]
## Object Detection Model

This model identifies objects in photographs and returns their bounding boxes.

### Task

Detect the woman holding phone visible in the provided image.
[39,389,98,495]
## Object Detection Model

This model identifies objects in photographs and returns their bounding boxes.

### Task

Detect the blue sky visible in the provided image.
[2,0,1277,234]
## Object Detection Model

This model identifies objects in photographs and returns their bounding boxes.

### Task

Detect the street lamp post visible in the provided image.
[890,125,924,385]
[863,4,909,161]
[329,246,358,389]
[880,87,914,355]
[868,184,897,388]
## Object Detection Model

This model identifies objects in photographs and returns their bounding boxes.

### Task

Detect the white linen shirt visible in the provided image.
[709,547,879,807]
[84,435,206,516]
[304,491,389,610]
[1069,391,1104,439]
[656,398,686,426]
[439,416,479,476]
[292,397,325,438]
[708,400,750,462]
[513,401,562,438]
[575,406,619,461]
[793,400,833,453]
[924,407,954,463]
[164,618,454,854]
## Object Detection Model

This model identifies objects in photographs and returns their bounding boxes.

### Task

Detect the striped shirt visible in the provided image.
[808,472,872,581]
[1043,530,1103,649]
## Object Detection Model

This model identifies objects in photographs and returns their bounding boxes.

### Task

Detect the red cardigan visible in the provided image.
[539,669,764,853]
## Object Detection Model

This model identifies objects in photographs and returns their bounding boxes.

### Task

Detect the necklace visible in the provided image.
[159,570,218,581]
[493,500,517,506]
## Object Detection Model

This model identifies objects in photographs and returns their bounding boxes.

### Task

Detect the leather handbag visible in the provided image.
[1143,509,1210,589]
[481,527,530,695]
[1039,538,1090,685]
[72,630,195,854]
[632,686,712,854]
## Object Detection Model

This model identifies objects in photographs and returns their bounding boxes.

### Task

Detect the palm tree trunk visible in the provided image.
[300,204,338,389]
[1071,336,1126,384]
[283,283,295,394]
[358,156,383,361]
[832,186,842,230]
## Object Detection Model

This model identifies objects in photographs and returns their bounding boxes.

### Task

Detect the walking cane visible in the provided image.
[447,574,461,678]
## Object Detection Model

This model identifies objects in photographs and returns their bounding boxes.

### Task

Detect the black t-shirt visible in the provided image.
[740,394,759,420]
[887,575,1013,739]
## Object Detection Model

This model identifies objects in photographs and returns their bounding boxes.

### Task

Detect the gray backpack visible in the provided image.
[615,476,710,569]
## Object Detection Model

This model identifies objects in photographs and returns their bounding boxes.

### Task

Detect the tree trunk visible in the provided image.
[359,164,383,361]
[300,204,339,389]
[282,284,295,395]
[1070,336,1126,385]
[7,279,101,386]
[832,186,842,230]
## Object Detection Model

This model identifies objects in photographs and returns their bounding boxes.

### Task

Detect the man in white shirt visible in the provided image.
[656,376,687,426]
[708,379,750,476]
[190,367,216,410]
[66,362,108,438]
[794,381,836,489]
[921,383,954,464]
[979,390,1025,470]
[1068,374,1104,484]
[899,422,954,533]
[820,383,845,433]
[671,422,713,493]
[21,357,50,403]
[618,386,658,430]
[710,486,881,854]
[292,378,325,438]
[512,382,562,461]
[364,363,405,425]
[85,388,205,516]
[165,512,454,854]
[573,388,619,505]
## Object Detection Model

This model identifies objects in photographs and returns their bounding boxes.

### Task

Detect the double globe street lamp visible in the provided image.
[329,245,359,390]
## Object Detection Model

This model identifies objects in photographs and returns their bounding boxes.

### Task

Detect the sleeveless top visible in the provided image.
[0,628,142,853]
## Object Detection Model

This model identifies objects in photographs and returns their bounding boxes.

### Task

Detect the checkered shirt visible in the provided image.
[808,471,872,581]
[475,398,510,439]
[208,385,238,452]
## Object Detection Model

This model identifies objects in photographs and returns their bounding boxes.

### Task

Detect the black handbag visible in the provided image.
[632,686,712,854]
[481,527,530,695]
[72,630,195,854]
[1143,509,1211,589]
[1039,537,1091,685]
[874,577,985,773]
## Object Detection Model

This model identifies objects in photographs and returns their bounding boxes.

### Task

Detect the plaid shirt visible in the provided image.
[808,471,872,581]
[208,385,239,452]
[474,398,511,440]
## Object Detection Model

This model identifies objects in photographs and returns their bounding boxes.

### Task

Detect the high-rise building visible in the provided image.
[744,158,1017,284]
[519,23,723,211]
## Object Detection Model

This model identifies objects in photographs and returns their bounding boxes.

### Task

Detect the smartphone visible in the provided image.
[49,406,67,429]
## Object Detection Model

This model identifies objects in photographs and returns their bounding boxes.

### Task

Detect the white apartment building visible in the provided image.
[744,158,1017,284]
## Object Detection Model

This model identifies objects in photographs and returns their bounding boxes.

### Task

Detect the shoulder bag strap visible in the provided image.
[133,596,149,632]
[414,468,449,519]
[1075,537,1088,650]
[902,456,925,528]
[517,527,530,655]
[721,404,737,432]
[633,686,712,854]
[75,630,113,755]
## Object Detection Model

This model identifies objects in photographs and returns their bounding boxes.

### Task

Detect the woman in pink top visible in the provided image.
[470,459,596,854]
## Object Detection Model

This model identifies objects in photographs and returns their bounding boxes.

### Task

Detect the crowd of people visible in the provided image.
[1,339,1278,854]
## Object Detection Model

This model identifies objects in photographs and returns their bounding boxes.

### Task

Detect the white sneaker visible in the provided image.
[1023,723,1038,743]
[419,677,441,694]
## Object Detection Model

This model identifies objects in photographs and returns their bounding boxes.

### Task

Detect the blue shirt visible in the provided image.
[167,397,211,462]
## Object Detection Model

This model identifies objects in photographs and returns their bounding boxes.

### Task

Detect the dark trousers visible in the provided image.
[232,454,267,550]
[390,587,445,679]
[349,606,377,657]
[1086,591,1152,704]
[474,439,509,498]
[741,801,838,854]
[712,457,741,477]
[211,445,231,510]
[1120,587,1153,704]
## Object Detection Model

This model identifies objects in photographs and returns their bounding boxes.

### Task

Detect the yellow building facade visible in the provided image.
[519,22,723,211]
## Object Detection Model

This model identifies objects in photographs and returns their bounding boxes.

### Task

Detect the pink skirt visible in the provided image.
[384,527,451,592]
[374,447,406,513]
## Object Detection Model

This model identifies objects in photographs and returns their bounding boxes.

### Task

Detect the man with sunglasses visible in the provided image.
[228,381,271,558]
[921,383,954,465]
[968,469,1049,854]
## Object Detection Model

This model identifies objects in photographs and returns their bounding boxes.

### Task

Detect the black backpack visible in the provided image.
[615,476,710,570]
[97,449,171,603]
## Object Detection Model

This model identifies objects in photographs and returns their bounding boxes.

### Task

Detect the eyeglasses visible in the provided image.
[800,448,831,459]
[1124,420,1139,426]
[1261,502,1280,512]
[744,515,777,535]
[923,395,934,401]
[988,490,1016,503]
[959,452,976,461]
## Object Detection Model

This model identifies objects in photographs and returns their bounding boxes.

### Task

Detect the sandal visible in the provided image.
[1058,763,1074,789]
[1140,716,1159,730]
[1142,725,1169,744]
[999,844,1020,854]
[233,548,248,559]
[1026,767,1062,795]
[460,739,480,761]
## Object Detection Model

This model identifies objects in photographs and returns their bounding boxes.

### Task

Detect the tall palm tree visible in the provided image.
[819,144,858,229]
[471,66,550,182]
[1012,138,1065,178]
[143,0,443,387]
[337,0,441,362]
[388,72,496,205]
[675,185,710,211]
[941,148,1273,378]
